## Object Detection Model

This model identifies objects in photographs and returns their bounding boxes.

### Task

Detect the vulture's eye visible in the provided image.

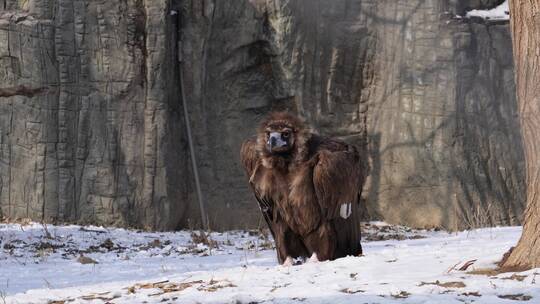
[282,131,290,138]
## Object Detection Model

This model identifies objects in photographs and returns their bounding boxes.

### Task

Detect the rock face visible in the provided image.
[0,0,189,230]
[0,0,524,230]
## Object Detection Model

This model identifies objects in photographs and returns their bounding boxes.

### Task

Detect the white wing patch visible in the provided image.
[340,203,352,219]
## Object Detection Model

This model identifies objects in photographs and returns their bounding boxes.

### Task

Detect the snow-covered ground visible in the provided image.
[1,221,538,304]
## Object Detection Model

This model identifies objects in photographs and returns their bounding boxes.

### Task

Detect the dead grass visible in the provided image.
[197,279,237,292]
[391,291,411,299]
[125,278,236,296]
[498,294,532,301]
[270,283,291,292]
[48,291,119,303]
[467,265,531,276]
[466,268,500,276]
[77,255,98,264]
[80,291,120,301]
[0,217,32,226]
[256,228,274,250]
[461,202,494,230]
[0,289,6,304]
[139,239,163,251]
[190,231,219,249]
[49,278,238,303]
[41,222,53,240]
[419,280,466,288]
[361,223,427,242]
[128,279,203,296]
[501,274,528,282]
[340,288,365,294]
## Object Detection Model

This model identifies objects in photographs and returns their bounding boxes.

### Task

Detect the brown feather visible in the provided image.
[313,145,363,219]
[286,164,321,235]
[240,138,259,179]
[240,112,367,263]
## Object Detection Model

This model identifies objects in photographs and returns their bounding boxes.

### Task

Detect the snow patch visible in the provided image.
[466,0,509,21]
[1,222,538,304]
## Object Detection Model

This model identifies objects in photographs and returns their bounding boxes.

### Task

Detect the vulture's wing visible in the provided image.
[240,138,275,228]
[313,143,363,220]
[240,138,259,178]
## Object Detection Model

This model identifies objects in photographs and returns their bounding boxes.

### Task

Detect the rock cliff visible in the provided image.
[0,0,523,230]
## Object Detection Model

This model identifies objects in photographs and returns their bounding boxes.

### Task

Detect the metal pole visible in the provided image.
[179,62,209,231]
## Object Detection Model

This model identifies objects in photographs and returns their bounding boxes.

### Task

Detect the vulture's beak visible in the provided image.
[267,132,287,150]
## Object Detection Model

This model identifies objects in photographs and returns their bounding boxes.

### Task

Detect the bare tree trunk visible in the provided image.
[502,0,540,269]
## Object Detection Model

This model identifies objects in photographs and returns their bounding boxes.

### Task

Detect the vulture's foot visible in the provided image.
[308,253,319,263]
[282,256,294,266]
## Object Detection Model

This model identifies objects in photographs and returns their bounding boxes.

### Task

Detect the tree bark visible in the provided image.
[502,0,540,269]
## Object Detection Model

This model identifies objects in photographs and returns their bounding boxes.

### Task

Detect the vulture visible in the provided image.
[240,112,367,265]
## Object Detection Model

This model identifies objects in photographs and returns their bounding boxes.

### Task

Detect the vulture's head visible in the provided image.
[257,112,307,158]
